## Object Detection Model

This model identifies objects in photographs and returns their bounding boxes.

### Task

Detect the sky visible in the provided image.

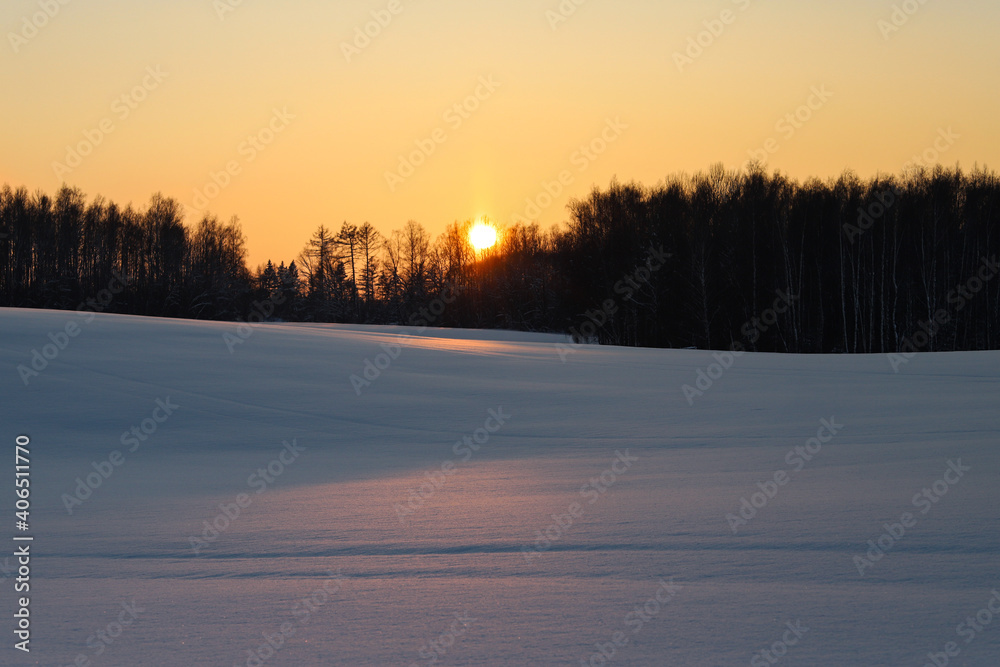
[2,0,998,269]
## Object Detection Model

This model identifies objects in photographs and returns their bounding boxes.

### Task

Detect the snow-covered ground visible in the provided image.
[1,308,998,666]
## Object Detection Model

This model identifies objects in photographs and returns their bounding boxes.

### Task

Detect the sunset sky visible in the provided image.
[2,0,998,268]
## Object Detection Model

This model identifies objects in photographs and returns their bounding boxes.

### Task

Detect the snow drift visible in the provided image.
[1,308,998,665]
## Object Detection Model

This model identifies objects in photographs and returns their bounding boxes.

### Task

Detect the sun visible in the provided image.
[469,221,498,251]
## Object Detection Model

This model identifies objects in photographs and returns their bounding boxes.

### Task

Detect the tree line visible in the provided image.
[1,163,998,354]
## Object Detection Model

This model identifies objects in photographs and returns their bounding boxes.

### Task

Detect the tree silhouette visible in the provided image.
[3,166,998,354]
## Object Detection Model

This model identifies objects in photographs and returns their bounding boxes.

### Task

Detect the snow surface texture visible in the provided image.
[1,308,998,666]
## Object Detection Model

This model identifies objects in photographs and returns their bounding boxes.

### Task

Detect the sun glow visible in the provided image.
[469,221,498,252]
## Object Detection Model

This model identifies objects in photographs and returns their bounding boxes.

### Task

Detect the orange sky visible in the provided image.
[2,0,998,268]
